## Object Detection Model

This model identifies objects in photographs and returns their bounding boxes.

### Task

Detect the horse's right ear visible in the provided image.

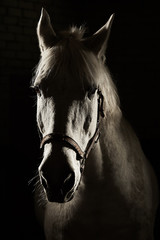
[84,14,114,61]
[37,8,56,52]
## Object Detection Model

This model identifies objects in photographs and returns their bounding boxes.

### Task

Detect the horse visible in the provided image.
[32,8,159,240]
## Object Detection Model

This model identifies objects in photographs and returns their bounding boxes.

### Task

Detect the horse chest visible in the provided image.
[75,186,130,224]
[61,185,133,240]
[63,201,134,240]
[44,183,132,240]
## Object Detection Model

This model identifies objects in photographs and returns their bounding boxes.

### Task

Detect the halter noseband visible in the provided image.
[40,90,104,172]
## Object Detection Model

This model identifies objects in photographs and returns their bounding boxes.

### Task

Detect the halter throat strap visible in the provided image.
[40,90,104,164]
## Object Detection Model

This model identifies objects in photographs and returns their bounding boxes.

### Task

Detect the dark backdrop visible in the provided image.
[1,0,159,239]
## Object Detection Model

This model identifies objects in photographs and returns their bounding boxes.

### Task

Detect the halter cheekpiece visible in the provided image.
[40,89,105,172]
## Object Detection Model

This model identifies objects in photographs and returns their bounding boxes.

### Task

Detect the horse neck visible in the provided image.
[100,108,143,174]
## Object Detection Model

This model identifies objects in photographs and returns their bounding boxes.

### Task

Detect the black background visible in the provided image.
[2,0,160,239]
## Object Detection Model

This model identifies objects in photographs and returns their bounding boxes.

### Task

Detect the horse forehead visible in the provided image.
[47,77,85,100]
[53,92,84,109]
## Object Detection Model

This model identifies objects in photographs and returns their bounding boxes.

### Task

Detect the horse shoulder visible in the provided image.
[102,117,158,223]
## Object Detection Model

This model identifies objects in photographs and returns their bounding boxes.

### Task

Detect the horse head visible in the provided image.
[33,8,114,203]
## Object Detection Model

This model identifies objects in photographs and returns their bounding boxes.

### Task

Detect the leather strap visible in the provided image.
[40,89,104,166]
[40,133,85,159]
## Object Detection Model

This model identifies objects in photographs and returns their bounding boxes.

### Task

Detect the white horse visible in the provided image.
[32,8,159,240]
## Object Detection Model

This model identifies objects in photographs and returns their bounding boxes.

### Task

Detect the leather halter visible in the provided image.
[40,89,105,172]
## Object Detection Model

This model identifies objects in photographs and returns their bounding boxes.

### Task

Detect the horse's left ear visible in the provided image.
[37,8,56,52]
[84,14,114,60]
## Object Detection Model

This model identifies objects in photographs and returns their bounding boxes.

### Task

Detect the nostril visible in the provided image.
[42,176,48,189]
[39,168,75,202]
[40,172,48,189]
[62,172,75,195]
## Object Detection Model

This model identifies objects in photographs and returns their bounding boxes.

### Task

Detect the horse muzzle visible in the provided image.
[39,169,76,203]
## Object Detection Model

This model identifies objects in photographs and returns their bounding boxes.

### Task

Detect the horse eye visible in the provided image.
[34,85,41,96]
[87,87,97,100]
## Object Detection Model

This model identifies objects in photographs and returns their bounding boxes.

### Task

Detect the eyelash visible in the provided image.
[87,87,97,100]
[34,85,41,96]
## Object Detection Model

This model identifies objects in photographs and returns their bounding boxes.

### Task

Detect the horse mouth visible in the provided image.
[46,188,74,203]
